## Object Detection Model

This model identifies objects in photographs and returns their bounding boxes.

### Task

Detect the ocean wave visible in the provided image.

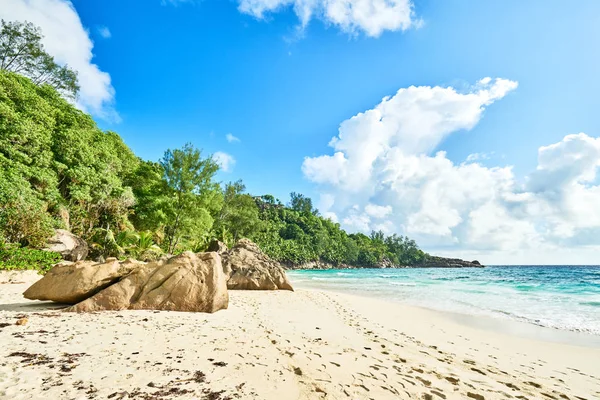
[388,282,417,287]
[457,288,487,294]
[490,309,600,335]
[310,277,361,282]
[513,284,542,292]
[432,275,471,281]
[579,301,600,307]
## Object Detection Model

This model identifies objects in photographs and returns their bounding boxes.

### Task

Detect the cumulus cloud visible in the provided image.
[237,0,420,37]
[303,78,518,190]
[0,0,117,120]
[226,133,241,143]
[302,78,600,262]
[213,151,236,172]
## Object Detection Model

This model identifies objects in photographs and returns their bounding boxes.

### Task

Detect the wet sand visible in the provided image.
[1,275,599,399]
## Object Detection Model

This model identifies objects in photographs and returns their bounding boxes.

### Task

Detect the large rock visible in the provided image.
[44,229,88,262]
[66,252,228,313]
[23,259,142,304]
[224,239,293,291]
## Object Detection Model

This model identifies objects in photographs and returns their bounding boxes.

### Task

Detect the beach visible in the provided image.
[1,275,599,400]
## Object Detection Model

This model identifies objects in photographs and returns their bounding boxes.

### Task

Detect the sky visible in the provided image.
[1,0,600,264]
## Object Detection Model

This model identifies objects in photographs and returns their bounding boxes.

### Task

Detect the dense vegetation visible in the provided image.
[0,21,427,270]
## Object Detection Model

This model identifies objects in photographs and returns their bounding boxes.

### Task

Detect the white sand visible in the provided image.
[0,275,599,399]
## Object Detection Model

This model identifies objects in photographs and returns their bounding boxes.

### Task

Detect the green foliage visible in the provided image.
[213,180,260,246]
[289,192,317,215]
[127,161,169,233]
[247,195,427,267]
[129,231,163,261]
[0,20,79,98]
[0,67,428,268]
[160,143,221,253]
[0,168,53,247]
[0,243,61,272]
[0,70,138,246]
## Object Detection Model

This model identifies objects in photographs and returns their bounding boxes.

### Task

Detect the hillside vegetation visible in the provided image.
[0,70,427,268]
[0,19,427,269]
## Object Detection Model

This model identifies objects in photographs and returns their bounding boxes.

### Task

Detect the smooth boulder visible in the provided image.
[44,229,89,261]
[23,259,142,304]
[224,239,293,291]
[67,251,228,313]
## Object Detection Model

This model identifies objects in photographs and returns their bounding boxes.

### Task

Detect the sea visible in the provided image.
[287,266,600,336]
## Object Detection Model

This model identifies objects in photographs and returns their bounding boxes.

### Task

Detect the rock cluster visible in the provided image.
[25,252,229,313]
[24,238,294,313]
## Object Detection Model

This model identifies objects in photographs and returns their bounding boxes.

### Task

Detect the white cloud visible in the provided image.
[365,203,392,219]
[302,78,600,263]
[0,0,117,120]
[213,151,236,172]
[303,78,518,191]
[97,26,111,39]
[465,152,493,162]
[226,133,241,143]
[237,0,420,37]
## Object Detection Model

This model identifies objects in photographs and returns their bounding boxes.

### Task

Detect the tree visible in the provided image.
[127,160,169,235]
[213,180,260,245]
[0,20,78,98]
[289,192,317,215]
[160,143,221,253]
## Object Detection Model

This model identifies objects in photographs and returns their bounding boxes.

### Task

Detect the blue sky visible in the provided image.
[2,0,600,263]
[76,0,599,198]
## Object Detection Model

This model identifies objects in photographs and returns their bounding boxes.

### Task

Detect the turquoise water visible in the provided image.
[287,266,600,335]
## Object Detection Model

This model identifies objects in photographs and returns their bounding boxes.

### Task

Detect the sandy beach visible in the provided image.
[1,274,599,400]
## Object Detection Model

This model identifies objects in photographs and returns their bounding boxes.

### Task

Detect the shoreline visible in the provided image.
[287,266,600,340]
[293,284,600,348]
[1,276,599,399]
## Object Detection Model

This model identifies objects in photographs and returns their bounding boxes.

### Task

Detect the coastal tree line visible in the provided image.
[0,20,427,270]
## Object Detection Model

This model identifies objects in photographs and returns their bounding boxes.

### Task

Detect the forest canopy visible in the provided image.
[0,69,427,267]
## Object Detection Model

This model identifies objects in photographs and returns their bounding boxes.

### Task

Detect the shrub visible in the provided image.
[0,169,54,248]
[0,243,62,273]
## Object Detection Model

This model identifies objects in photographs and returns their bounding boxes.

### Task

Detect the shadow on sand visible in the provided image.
[0,301,67,313]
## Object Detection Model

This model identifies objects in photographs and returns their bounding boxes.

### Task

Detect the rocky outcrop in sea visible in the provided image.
[284,256,484,270]
[413,257,484,268]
